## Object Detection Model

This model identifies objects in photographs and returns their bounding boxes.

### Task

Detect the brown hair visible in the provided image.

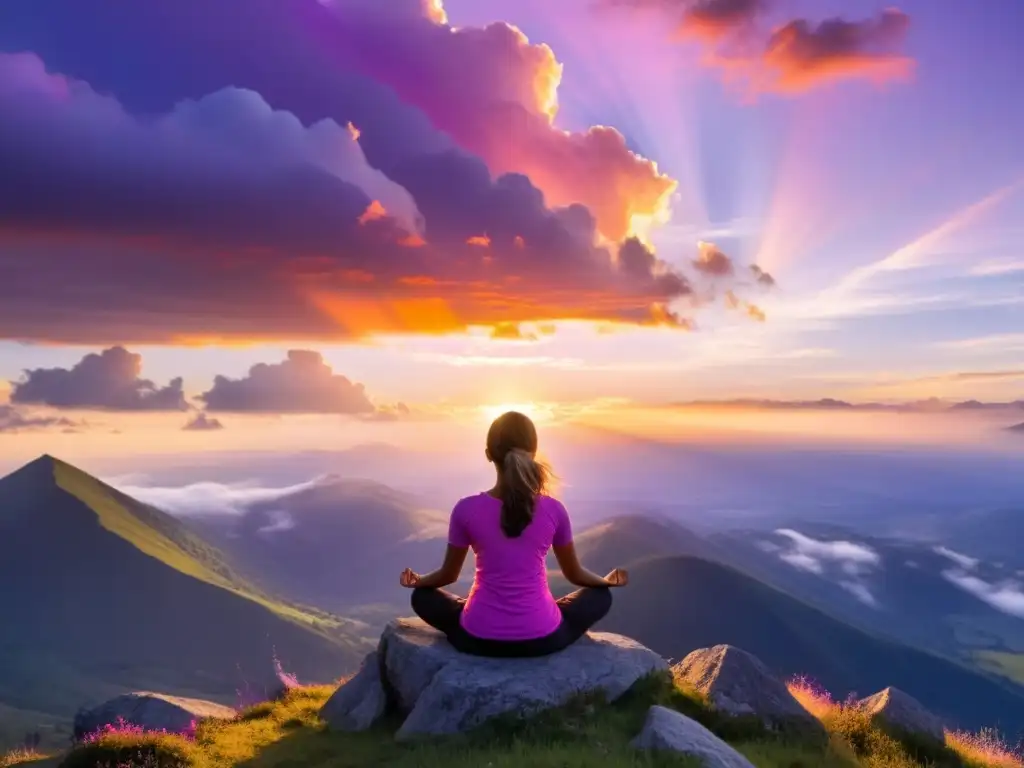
[486,411,551,538]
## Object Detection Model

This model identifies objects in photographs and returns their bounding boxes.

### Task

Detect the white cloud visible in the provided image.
[779,551,824,574]
[775,529,881,573]
[111,477,322,517]
[934,545,979,570]
[839,580,877,607]
[256,509,296,536]
[942,572,1024,619]
[774,529,882,608]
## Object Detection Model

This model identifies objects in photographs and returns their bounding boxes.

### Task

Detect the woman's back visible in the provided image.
[449,492,571,641]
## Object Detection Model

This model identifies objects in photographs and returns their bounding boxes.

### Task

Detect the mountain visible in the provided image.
[0,456,371,747]
[599,554,1024,735]
[568,514,722,573]
[704,528,1024,663]
[1009,422,1024,433]
[185,476,449,613]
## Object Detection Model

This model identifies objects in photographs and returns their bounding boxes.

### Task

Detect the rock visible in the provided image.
[319,651,387,732]
[673,645,820,733]
[367,617,668,740]
[236,656,299,708]
[855,687,946,741]
[631,705,756,768]
[73,692,235,740]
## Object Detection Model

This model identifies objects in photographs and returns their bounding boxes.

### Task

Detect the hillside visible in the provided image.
[186,477,449,612]
[0,456,371,749]
[598,555,1024,736]
[565,514,723,574]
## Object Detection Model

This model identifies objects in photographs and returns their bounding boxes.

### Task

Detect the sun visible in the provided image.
[478,401,554,425]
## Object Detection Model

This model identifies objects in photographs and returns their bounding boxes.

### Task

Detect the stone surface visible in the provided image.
[236,656,298,708]
[319,651,387,732]
[73,692,235,739]
[673,645,820,732]
[371,617,668,740]
[855,687,946,741]
[631,705,757,768]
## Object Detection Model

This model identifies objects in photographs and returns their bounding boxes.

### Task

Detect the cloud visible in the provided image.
[775,530,881,570]
[839,580,877,607]
[943,572,1024,620]
[199,350,376,414]
[112,477,324,518]
[606,2,913,94]
[182,413,225,431]
[779,551,823,575]
[0,405,80,433]
[775,530,880,605]
[10,346,186,411]
[693,241,735,277]
[256,509,297,536]
[362,402,412,422]
[677,0,766,41]
[0,52,690,342]
[490,323,538,342]
[321,0,677,241]
[760,10,914,93]
[934,546,979,571]
[750,264,775,287]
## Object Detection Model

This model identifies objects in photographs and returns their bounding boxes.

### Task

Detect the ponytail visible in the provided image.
[500,447,550,538]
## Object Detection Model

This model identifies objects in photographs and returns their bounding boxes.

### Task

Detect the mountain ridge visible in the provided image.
[0,455,371,749]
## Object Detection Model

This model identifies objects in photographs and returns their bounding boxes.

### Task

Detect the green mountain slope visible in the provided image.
[0,456,372,748]
[599,555,1024,736]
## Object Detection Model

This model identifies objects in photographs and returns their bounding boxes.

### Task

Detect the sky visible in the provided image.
[0,0,1023,456]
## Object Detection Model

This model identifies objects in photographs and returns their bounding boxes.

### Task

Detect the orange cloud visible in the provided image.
[358,200,387,224]
[747,303,766,322]
[467,234,491,247]
[763,11,914,93]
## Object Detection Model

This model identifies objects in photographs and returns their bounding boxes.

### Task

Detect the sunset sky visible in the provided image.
[1,0,1022,448]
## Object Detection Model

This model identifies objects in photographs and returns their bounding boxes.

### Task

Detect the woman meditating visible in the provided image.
[399,410,628,658]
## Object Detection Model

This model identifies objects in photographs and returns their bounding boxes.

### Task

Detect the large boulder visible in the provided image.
[673,645,821,734]
[321,617,668,740]
[854,687,946,742]
[320,651,387,732]
[73,692,236,740]
[631,705,756,768]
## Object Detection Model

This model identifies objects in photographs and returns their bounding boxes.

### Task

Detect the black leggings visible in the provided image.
[411,586,613,658]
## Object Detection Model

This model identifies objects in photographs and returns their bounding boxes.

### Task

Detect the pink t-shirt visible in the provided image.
[448,492,573,641]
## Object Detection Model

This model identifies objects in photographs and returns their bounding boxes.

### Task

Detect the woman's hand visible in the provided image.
[604,568,629,587]
[399,568,421,588]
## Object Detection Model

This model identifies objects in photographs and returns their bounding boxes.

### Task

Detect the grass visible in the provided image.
[976,652,1024,686]
[7,671,1019,768]
[788,678,1024,768]
[52,461,348,633]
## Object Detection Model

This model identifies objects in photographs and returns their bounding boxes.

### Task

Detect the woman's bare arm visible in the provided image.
[552,542,613,588]
[408,545,469,589]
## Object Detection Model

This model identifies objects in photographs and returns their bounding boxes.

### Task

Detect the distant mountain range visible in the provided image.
[670,397,1024,413]
[5,456,1024,747]
[185,476,450,613]
[0,456,371,748]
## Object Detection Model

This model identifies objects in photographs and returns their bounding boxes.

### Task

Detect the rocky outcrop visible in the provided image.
[320,617,668,740]
[320,651,387,732]
[631,705,756,767]
[673,645,820,734]
[73,693,235,739]
[855,687,946,741]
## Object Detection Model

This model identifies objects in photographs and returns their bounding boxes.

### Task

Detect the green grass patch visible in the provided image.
[44,676,1021,768]
[975,652,1024,685]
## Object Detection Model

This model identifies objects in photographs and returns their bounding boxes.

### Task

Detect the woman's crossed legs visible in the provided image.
[410,586,613,658]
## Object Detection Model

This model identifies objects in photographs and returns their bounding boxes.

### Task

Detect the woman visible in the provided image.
[399,410,628,658]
